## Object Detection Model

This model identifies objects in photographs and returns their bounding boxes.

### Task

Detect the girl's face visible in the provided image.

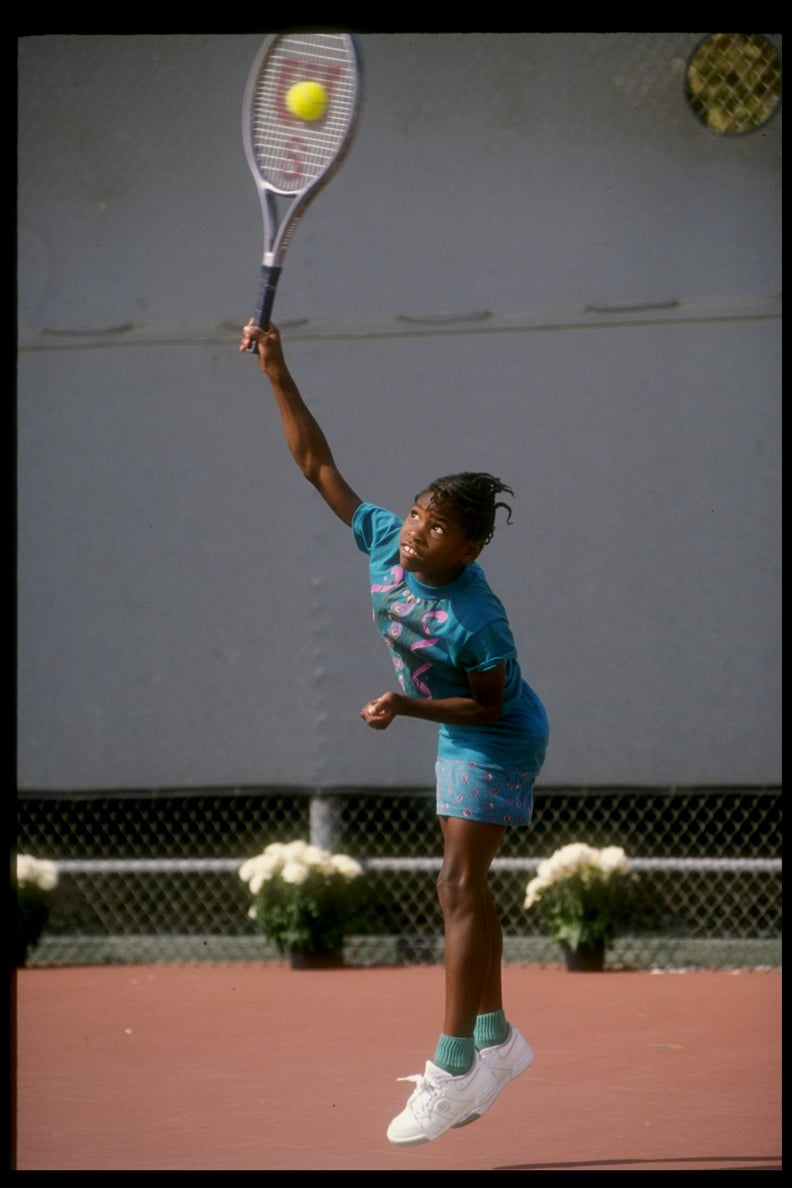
[399,491,482,586]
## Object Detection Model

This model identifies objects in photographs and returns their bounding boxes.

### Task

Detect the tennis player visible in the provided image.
[240,322,550,1146]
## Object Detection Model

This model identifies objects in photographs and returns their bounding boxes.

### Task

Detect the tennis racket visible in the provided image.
[242,31,362,349]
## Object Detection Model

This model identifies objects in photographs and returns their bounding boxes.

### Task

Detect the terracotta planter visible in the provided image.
[561,941,606,972]
[288,947,344,970]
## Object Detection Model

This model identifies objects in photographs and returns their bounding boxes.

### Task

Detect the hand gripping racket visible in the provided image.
[242,32,362,348]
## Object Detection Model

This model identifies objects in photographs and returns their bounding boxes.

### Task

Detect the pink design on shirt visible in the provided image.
[410,609,449,697]
[370,565,404,594]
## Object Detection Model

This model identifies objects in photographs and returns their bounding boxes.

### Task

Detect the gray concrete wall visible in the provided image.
[17,34,781,790]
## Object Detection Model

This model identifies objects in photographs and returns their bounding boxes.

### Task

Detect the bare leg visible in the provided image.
[437,816,506,1037]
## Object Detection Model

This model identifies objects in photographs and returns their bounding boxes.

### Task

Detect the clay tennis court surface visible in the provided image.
[13,962,780,1171]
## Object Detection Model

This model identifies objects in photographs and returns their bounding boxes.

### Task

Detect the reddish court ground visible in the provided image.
[12,963,781,1172]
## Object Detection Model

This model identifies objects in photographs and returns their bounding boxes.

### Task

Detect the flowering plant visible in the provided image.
[524,843,637,953]
[239,840,365,955]
[15,854,59,965]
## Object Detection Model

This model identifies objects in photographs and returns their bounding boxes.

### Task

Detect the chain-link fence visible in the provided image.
[684,32,782,135]
[17,785,781,969]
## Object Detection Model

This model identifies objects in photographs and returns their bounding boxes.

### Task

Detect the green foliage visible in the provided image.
[527,868,637,951]
[239,841,366,955]
[15,854,59,966]
[250,867,364,954]
[525,843,639,953]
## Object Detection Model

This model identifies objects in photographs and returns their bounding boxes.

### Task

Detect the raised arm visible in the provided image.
[241,321,363,526]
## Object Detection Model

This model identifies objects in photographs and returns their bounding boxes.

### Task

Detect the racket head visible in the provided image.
[242,33,362,218]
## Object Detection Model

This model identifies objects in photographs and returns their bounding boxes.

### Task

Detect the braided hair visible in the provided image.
[419,472,515,546]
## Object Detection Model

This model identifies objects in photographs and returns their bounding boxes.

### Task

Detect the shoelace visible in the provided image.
[396,1071,444,1119]
[396,1070,441,1104]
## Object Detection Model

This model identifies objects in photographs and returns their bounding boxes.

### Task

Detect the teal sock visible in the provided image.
[474,1010,509,1051]
[433,1033,475,1076]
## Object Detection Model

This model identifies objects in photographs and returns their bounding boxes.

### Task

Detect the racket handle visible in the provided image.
[246,265,282,352]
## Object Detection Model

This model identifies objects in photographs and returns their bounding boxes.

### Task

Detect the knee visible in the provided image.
[437,866,474,917]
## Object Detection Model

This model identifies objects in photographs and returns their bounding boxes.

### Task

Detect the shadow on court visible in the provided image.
[13,963,781,1171]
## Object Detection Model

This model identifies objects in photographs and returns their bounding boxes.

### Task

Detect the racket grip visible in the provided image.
[246,265,282,352]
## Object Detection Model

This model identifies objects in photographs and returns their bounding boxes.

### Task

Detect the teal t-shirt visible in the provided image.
[352,502,549,768]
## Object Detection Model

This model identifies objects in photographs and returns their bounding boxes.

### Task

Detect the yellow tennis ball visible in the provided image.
[286,80,328,122]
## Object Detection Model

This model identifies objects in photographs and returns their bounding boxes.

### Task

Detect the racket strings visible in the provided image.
[249,34,358,193]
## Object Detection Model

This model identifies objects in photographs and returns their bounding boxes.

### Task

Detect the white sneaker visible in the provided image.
[386,1055,500,1146]
[452,1025,535,1128]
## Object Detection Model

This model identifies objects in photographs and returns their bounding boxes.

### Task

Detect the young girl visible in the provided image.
[240,322,549,1147]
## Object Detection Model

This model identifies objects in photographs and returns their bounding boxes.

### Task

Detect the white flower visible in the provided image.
[331,854,364,881]
[523,876,547,910]
[16,854,58,892]
[523,843,630,910]
[281,860,310,885]
[598,846,629,875]
[238,840,364,887]
[300,843,327,866]
[239,851,282,894]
